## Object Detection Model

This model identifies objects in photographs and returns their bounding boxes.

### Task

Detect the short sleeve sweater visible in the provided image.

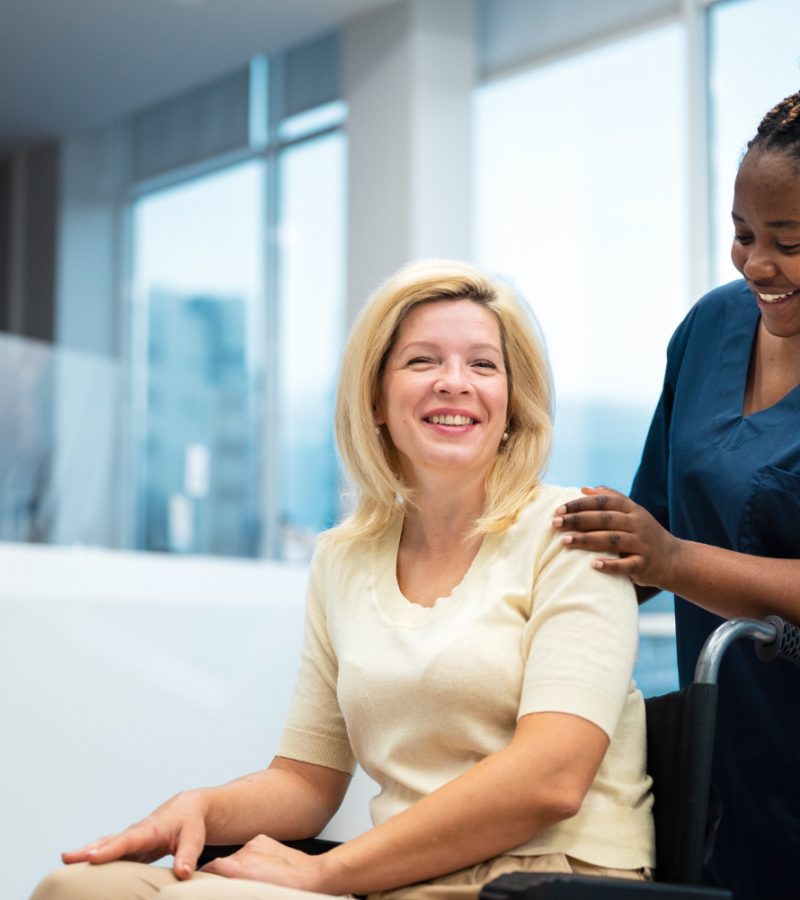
[277,483,654,870]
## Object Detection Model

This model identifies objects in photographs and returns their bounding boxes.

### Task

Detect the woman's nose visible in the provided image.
[435,363,470,393]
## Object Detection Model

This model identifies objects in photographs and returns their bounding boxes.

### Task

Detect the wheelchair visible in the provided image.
[199,615,800,900]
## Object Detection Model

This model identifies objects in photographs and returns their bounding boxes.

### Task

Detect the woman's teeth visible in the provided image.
[428,414,475,426]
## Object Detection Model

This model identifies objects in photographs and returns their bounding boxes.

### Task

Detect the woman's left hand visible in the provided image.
[201,835,325,890]
[552,486,681,589]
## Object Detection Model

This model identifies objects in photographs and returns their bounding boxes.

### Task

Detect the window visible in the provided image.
[709,0,800,284]
[277,132,347,561]
[476,24,687,695]
[129,112,347,561]
[131,161,266,557]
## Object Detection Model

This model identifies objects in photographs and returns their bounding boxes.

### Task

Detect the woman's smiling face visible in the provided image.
[375,299,509,486]
[732,149,800,339]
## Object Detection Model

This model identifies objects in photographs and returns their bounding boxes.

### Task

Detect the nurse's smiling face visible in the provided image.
[732,149,800,339]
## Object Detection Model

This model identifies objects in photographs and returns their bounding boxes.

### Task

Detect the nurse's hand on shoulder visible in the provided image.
[552,486,681,590]
[61,789,209,880]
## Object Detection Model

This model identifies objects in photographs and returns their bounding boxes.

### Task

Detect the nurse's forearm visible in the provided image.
[665,540,800,623]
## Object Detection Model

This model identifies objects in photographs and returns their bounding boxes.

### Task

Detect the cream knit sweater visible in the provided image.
[277,483,655,870]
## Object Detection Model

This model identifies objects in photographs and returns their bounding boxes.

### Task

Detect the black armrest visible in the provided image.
[480,872,731,900]
[197,837,340,868]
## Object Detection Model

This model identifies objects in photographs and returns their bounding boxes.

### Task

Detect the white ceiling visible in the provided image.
[0,0,397,153]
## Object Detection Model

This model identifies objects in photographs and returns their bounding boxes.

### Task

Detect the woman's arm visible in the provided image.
[202,710,609,894]
[552,487,800,623]
[62,757,349,879]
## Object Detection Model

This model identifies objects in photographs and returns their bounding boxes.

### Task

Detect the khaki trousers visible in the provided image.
[31,855,650,900]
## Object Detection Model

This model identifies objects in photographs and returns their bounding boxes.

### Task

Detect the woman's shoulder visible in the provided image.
[509,484,585,539]
[313,517,399,576]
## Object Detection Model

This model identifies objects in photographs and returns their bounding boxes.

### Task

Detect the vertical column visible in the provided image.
[0,143,59,341]
[344,0,476,320]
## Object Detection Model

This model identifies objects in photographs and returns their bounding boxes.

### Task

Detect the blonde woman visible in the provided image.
[33,260,653,900]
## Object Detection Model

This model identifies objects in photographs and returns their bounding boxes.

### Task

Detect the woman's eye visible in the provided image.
[473,360,497,370]
[407,357,433,366]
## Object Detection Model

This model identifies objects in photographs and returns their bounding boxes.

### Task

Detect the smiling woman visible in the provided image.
[31,260,654,900]
[375,300,509,491]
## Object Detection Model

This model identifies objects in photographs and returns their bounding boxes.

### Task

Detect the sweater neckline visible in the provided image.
[372,516,495,626]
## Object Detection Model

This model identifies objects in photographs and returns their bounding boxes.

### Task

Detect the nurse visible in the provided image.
[551,90,800,900]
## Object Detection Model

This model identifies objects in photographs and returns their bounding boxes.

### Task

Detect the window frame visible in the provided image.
[122,56,347,559]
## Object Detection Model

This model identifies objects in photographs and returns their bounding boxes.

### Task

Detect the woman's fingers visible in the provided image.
[89,826,159,863]
[62,836,112,863]
[172,820,207,879]
[63,822,166,866]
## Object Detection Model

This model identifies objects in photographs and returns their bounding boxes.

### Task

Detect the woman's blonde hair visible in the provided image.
[330,259,552,544]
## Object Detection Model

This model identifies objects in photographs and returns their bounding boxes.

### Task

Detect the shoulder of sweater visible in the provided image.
[505,483,584,548]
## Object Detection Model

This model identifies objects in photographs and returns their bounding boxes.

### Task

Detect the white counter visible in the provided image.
[1,543,373,900]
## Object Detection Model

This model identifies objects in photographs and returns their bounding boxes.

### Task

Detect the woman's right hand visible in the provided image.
[61,789,209,880]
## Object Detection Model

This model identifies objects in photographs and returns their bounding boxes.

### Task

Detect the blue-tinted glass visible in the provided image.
[277,133,346,561]
[0,335,123,546]
[475,24,687,695]
[131,161,265,557]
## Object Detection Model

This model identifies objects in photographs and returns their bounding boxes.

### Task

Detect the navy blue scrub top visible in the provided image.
[631,279,800,900]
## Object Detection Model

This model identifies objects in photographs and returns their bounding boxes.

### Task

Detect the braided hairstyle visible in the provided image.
[747,89,800,159]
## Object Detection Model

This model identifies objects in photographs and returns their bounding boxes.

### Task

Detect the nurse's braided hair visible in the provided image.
[747,89,800,158]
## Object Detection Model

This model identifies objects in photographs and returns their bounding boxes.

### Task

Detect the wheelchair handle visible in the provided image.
[755,614,800,665]
[694,616,800,684]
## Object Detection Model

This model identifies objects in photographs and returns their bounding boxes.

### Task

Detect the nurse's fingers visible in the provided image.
[559,530,639,555]
[555,486,630,517]
[590,555,644,577]
[552,509,632,534]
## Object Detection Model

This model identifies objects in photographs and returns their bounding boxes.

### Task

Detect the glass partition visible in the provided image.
[0,333,122,546]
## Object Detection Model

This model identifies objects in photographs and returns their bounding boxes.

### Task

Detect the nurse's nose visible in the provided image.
[742,244,778,282]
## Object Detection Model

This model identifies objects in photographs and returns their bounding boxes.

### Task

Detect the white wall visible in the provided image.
[2,544,373,900]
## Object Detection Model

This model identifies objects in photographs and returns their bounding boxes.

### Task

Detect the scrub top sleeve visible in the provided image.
[630,304,699,528]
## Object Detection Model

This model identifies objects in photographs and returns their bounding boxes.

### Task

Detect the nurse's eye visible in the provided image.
[776,242,800,253]
[733,232,753,245]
